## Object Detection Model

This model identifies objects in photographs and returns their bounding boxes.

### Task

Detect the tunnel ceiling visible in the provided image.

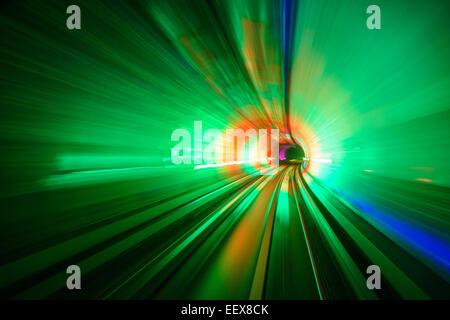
[0,0,449,300]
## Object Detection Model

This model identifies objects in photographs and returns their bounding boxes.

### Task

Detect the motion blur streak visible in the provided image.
[0,0,449,299]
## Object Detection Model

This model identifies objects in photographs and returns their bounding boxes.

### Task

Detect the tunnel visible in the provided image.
[279,144,305,164]
[0,0,449,300]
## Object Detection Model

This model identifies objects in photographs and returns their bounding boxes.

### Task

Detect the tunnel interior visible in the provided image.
[0,0,449,300]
